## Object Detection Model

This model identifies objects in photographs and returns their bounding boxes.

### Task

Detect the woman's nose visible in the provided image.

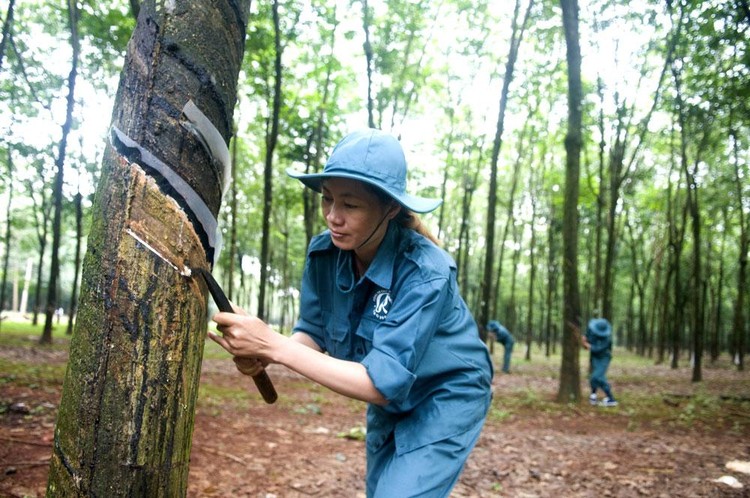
[325,203,342,225]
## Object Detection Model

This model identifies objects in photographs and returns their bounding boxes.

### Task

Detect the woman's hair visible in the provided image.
[366,184,441,246]
[395,210,441,246]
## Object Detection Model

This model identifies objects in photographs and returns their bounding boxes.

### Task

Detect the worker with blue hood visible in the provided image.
[582,317,618,407]
[486,320,514,373]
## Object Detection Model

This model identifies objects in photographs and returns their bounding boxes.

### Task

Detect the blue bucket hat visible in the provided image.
[286,128,442,214]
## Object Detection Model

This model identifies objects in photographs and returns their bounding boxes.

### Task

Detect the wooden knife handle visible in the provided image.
[197,267,278,404]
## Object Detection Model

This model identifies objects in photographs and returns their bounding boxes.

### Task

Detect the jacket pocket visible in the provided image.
[323,311,351,358]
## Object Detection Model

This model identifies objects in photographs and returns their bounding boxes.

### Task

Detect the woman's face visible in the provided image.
[320,178,398,259]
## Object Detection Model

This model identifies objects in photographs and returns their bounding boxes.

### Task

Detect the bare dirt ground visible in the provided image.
[1,336,749,498]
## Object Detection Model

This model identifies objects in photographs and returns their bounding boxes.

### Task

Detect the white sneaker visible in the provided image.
[599,397,618,407]
[589,393,598,406]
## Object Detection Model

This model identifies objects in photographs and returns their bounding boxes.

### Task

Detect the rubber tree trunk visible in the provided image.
[257,0,282,322]
[41,0,79,345]
[557,0,583,403]
[65,191,83,336]
[479,0,531,340]
[47,1,250,496]
[0,152,13,323]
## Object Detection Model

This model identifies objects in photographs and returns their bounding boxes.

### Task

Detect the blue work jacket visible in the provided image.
[487,320,514,347]
[293,222,493,456]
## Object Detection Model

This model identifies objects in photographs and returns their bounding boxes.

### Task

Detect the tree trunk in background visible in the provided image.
[457,145,482,295]
[673,60,707,381]
[303,11,336,247]
[670,189,688,369]
[624,218,653,355]
[508,222,520,333]
[47,2,250,495]
[0,0,15,71]
[492,135,523,320]
[545,202,560,357]
[0,152,13,324]
[29,182,49,326]
[479,0,532,341]
[41,0,79,345]
[525,178,537,360]
[65,191,83,336]
[710,210,727,363]
[593,77,605,314]
[361,0,375,128]
[227,122,239,301]
[601,133,626,322]
[557,0,583,403]
[649,251,663,359]
[731,126,748,371]
[437,108,456,241]
[258,0,281,321]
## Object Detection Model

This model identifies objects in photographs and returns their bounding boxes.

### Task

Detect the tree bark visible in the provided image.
[557,0,583,403]
[47,1,250,495]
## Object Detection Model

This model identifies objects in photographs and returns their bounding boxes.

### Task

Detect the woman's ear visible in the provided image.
[387,202,402,220]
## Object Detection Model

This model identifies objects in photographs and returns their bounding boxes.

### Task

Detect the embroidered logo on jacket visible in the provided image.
[372,290,392,320]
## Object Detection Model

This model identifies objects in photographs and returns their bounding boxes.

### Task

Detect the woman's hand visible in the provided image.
[209,307,387,405]
[208,304,284,366]
[581,335,591,350]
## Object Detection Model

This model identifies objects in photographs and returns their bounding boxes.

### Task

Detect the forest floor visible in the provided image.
[1,318,749,497]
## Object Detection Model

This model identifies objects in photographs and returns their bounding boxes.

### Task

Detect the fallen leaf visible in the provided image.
[726,460,750,475]
[713,475,743,489]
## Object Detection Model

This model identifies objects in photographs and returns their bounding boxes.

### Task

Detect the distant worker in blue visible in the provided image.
[582,317,618,407]
[486,320,515,374]
[210,128,493,497]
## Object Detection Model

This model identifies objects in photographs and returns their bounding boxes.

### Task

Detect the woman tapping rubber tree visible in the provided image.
[210,128,494,497]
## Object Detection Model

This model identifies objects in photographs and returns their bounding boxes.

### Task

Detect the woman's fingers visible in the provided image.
[207,330,228,349]
[230,302,248,316]
[210,312,275,359]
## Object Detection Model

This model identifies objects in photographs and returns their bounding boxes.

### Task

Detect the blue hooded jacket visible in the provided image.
[486,320,514,347]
